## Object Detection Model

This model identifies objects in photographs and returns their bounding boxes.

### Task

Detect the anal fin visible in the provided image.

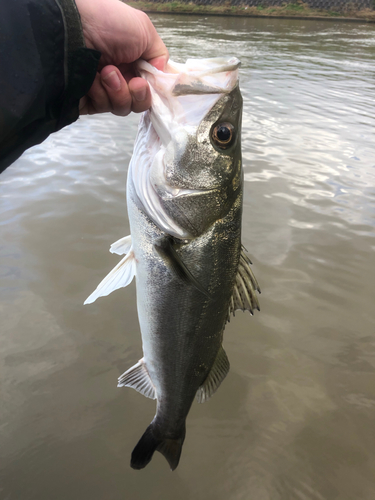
[118,358,156,400]
[196,346,230,403]
[228,246,261,319]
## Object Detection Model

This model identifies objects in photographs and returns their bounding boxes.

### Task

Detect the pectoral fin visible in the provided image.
[118,358,156,400]
[196,346,230,403]
[154,238,211,299]
[110,235,132,255]
[84,246,136,305]
[228,246,261,319]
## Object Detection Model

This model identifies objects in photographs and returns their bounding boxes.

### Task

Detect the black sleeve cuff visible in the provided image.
[0,0,100,173]
[54,0,101,129]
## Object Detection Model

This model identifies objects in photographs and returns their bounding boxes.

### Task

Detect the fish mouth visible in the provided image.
[137,57,241,96]
[129,57,242,239]
[136,57,241,146]
[157,179,211,200]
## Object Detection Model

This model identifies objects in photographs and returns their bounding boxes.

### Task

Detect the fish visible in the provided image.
[84,57,260,471]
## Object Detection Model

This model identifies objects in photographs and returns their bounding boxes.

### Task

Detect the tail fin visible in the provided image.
[131,422,185,471]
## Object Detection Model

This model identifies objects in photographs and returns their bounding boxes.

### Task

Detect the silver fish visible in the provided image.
[85,57,260,470]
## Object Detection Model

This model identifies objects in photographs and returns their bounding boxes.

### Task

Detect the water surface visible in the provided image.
[1,15,375,500]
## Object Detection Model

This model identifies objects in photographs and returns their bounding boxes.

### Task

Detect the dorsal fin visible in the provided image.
[196,346,230,403]
[84,246,136,305]
[228,246,261,320]
[118,358,156,400]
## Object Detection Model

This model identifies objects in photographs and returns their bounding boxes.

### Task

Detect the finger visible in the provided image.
[101,66,132,117]
[79,96,89,115]
[148,55,168,72]
[140,13,169,68]
[117,63,134,84]
[128,77,151,114]
[80,72,111,115]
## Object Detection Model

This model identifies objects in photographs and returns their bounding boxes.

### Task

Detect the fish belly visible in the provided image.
[127,177,242,432]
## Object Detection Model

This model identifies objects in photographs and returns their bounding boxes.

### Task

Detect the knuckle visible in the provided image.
[131,101,149,114]
[93,100,111,114]
[139,10,151,24]
[110,93,132,115]
[112,107,131,117]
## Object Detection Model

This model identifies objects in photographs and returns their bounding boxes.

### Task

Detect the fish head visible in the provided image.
[131,57,243,239]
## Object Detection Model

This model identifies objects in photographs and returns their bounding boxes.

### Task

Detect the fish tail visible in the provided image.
[131,421,186,471]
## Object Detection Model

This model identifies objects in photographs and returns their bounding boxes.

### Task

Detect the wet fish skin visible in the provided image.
[127,82,243,470]
[127,173,242,470]
[84,58,260,470]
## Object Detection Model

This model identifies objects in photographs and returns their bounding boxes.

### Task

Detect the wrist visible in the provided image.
[57,0,86,52]
[73,0,106,51]
[54,0,101,128]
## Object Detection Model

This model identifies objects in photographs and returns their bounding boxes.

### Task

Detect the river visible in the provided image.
[1,14,374,500]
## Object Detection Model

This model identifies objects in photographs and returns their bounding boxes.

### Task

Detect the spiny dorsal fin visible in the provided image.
[110,235,132,255]
[228,246,261,320]
[118,358,156,400]
[84,247,136,305]
[196,346,230,404]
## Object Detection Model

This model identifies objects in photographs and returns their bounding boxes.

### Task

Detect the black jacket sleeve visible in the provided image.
[0,0,101,173]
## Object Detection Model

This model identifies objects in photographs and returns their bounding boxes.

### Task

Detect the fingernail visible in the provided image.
[133,88,147,102]
[102,71,121,91]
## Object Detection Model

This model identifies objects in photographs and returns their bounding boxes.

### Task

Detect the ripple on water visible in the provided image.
[1,15,375,500]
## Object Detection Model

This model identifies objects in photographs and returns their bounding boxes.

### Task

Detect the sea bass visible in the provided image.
[85,57,260,470]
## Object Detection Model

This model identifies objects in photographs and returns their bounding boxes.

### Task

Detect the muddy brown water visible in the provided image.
[1,14,375,500]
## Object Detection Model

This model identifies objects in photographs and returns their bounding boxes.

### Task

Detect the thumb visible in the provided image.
[148,55,169,72]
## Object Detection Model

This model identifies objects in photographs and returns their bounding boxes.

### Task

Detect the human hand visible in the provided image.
[75,0,168,116]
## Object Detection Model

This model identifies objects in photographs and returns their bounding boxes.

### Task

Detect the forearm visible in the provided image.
[0,0,100,173]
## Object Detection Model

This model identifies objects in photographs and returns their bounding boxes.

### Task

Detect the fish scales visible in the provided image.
[84,57,260,470]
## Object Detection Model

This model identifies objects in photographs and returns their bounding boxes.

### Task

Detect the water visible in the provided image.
[1,15,375,500]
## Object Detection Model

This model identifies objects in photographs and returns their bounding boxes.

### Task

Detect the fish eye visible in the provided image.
[211,122,235,149]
